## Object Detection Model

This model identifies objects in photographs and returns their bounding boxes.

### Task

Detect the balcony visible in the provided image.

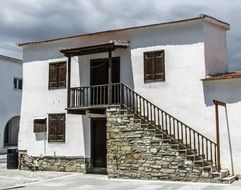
[67,83,123,113]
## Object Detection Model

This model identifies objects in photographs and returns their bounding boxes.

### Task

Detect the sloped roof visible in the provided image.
[18,14,230,47]
[0,55,22,64]
[202,72,241,81]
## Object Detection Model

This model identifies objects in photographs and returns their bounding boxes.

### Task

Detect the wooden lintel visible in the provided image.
[213,100,226,107]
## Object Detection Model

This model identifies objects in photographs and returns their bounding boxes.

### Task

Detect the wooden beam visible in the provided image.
[108,50,112,105]
[213,100,226,107]
[67,56,71,108]
[214,101,221,172]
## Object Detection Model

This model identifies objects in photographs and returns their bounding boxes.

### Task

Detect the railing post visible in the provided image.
[67,56,71,108]
[119,83,123,107]
[214,101,221,172]
[108,50,112,105]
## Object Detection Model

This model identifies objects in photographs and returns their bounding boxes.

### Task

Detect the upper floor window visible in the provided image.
[144,50,165,83]
[14,78,23,90]
[49,61,66,89]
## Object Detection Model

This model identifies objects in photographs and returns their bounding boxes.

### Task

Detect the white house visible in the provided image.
[18,15,240,182]
[0,55,22,154]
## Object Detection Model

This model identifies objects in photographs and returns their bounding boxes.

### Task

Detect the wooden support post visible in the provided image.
[67,56,71,108]
[108,50,112,105]
[214,100,221,172]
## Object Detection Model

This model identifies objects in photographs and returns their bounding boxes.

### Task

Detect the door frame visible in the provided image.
[90,117,107,169]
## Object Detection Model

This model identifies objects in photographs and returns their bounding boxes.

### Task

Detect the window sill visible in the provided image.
[144,80,165,84]
[48,87,66,90]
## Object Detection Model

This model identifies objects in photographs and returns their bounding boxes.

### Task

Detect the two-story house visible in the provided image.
[18,15,240,182]
[0,55,22,154]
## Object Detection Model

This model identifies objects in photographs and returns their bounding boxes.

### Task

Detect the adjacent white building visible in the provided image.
[0,55,22,154]
[17,15,241,181]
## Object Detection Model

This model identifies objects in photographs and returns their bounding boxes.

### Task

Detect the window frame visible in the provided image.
[143,50,165,83]
[48,61,67,90]
[48,113,66,143]
[13,77,23,90]
[33,118,47,133]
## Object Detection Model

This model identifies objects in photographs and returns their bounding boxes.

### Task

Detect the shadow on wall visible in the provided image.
[202,79,241,106]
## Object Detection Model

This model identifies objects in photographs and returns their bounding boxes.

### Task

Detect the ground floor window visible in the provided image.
[48,114,65,142]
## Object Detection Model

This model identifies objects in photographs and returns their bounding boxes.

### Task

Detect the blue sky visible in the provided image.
[0,0,241,70]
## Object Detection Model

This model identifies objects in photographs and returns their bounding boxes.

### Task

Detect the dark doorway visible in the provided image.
[90,57,120,85]
[91,118,107,173]
[4,116,20,147]
[90,57,120,105]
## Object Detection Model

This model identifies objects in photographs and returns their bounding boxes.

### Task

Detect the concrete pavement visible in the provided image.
[0,162,72,189]
[3,173,241,190]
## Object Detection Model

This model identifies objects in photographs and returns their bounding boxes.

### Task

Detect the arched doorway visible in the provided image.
[4,116,20,147]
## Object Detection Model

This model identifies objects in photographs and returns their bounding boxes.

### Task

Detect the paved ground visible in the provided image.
[2,173,241,190]
[1,154,241,190]
[0,162,72,189]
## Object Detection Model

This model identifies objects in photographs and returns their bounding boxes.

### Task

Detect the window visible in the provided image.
[33,118,47,133]
[14,78,23,90]
[49,61,66,89]
[144,50,165,83]
[48,114,65,142]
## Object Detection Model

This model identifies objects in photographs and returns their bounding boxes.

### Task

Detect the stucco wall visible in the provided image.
[204,22,228,75]
[19,20,237,174]
[19,21,206,159]
[0,59,22,153]
[203,79,241,173]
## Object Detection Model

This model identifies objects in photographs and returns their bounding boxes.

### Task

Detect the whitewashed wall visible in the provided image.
[0,59,22,153]
[204,21,228,75]
[19,19,240,174]
[203,79,241,172]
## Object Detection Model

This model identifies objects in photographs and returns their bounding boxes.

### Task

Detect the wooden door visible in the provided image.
[91,118,107,168]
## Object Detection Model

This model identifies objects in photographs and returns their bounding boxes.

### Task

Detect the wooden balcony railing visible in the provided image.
[69,83,121,108]
[69,83,218,168]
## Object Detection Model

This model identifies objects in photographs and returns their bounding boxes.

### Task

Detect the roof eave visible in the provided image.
[18,15,230,47]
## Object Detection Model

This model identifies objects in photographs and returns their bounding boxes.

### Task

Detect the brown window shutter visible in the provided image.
[49,115,56,141]
[56,114,65,142]
[33,119,46,133]
[144,50,165,82]
[58,62,66,88]
[144,52,154,81]
[154,51,165,80]
[49,64,58,89]
[48,114,65,142]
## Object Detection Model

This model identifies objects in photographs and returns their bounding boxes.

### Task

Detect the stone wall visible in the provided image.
[106,107,219,183]
[19,150,88,173]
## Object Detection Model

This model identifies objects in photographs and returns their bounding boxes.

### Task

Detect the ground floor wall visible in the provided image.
[19,150,89,172]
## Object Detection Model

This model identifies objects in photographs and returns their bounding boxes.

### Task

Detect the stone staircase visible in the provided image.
[106,106,236,183]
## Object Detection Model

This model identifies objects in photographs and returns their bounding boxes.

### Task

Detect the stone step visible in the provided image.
[186,154,205,161]
[194,160,205,167]
[211,169,229,179]
[169,143,179,148]
[221,175,237,184]
[162,138,172,143]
